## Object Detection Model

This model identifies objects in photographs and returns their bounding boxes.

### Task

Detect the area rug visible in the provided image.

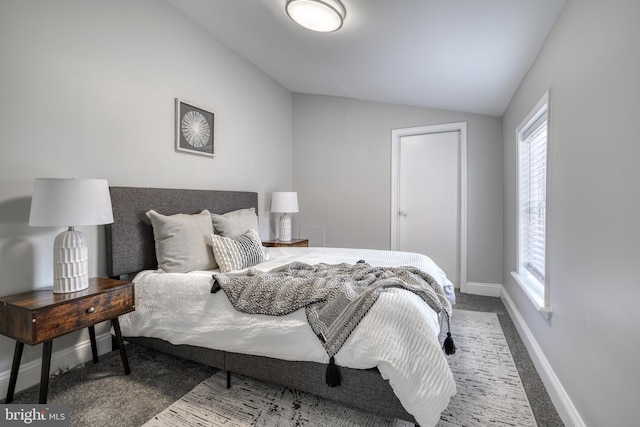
[143,310,537,427]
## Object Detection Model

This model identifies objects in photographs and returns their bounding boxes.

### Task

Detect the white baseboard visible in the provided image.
[500,288,586,427]
[466,281,503,297]
[0,332,113,399]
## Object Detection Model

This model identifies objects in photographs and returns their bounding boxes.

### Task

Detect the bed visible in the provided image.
[105,186,456,427]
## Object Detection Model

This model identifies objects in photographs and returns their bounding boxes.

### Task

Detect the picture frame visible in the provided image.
[175,98,215,157]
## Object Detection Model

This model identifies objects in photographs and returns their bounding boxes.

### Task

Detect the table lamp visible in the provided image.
[271,192,299,242]
[29,178,114,293]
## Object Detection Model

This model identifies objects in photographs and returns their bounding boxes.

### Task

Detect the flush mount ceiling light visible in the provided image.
[286,0,346,33]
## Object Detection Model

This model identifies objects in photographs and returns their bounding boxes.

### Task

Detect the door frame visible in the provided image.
[390,122,468,293]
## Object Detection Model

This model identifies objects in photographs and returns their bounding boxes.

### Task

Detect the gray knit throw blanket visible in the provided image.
[212,262,452,363]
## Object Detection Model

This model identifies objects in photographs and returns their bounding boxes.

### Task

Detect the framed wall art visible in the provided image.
[175,99,215,157]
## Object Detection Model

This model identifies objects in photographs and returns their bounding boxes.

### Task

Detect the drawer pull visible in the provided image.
[87,307,95,314]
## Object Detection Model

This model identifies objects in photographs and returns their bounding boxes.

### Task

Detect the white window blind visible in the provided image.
[520,119,547,283]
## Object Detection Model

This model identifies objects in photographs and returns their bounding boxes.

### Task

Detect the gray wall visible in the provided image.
[502,0,640,425]
[0,0,292,378]
[292,94,503,285]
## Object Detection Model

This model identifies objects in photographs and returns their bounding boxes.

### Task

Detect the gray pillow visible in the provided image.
[211,229,267,273]
[146,209,217,273]
[211,208,259,237]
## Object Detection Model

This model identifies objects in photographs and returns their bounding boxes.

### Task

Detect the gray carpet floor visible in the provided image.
[2,292,564,426]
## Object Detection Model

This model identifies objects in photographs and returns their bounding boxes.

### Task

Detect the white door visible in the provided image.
[391,123,467,290]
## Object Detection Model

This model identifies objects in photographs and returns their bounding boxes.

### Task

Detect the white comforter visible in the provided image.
[120,247,456,427]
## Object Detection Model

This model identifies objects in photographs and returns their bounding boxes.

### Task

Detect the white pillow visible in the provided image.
[146,209,216,273]
[211,208,259,237]
[211,229,267,273]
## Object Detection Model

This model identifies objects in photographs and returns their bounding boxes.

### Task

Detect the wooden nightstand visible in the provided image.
[0,277,135,403]
[262,238,309,248]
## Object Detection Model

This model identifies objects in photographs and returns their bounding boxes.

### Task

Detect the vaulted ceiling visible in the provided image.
[166,0,565,116]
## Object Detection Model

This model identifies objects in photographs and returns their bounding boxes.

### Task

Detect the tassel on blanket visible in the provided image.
[211,278,221,293]
[443,332,456,355]
[442,310,457,355]
[326,356,342,387]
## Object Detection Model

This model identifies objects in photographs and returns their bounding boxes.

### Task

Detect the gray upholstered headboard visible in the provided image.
[105,187,258,278]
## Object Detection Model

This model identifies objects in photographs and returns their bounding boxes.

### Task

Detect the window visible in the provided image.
[512,91,552,319]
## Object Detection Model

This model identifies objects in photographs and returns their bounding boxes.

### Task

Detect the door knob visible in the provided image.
[399,211,408,217]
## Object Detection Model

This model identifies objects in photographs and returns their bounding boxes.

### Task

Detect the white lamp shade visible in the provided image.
[29,178,114,227]
[271,192,299,213]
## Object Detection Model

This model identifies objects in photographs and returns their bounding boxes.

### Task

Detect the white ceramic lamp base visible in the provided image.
[278,213,292,242]
[52,227,89,293]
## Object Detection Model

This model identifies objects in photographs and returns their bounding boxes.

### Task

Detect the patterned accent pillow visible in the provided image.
[211,229,267,273]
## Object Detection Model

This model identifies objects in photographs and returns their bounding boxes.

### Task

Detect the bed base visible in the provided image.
[123,336,417,424]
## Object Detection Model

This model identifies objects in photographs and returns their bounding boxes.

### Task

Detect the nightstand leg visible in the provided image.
[111,318,130,375]
[6,341,24,403]
[88,325,99,363]
[39,340,53,404]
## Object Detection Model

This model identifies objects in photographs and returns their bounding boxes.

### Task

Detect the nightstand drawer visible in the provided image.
[33,285,134,343]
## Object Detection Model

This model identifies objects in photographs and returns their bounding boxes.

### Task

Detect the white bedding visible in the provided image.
[120,247,456,427]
